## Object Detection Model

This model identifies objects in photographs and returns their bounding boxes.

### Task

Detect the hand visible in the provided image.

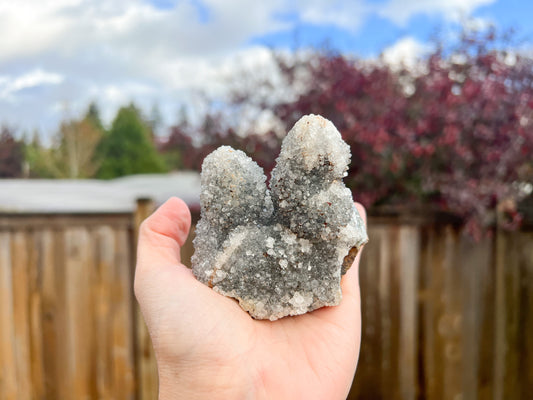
[135,197,366,400]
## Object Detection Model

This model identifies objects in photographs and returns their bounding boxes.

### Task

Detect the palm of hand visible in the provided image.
[135,198,364,400]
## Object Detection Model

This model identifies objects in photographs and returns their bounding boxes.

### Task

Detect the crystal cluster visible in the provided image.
[191,114,368,320]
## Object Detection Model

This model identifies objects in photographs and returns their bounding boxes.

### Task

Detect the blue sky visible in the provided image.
[0,0,531,138]
[251,0,533,56]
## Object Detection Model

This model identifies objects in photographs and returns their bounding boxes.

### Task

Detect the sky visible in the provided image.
[0,0,532,139]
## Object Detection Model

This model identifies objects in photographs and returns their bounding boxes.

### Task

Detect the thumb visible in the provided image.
[134,197,192,301]
[136,197,191,271]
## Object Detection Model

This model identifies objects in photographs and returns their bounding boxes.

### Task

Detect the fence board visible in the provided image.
[28,230,45,399]
[350,223,383,398]
[11,231,32,400]
[40,229,60,399]
[442,227,464,400]
[112,227,136,399]
[398,226,419,400]
[133,198,159,400]
[519,232,533,400]
[64,227,94,399]
[0,232,17,400]
[94,226,114,399]
[460,234,491,400]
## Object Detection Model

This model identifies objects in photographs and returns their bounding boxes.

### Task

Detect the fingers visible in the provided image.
[137,197,192,271]
[340,202,367,299]
[354,202,367,227]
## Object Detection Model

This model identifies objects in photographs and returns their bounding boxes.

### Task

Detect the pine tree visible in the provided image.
[96,104,166,179]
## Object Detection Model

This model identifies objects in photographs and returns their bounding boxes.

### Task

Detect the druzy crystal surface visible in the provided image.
[191,114,368,320]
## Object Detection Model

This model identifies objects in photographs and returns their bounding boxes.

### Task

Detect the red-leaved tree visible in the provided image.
[0,126,24,178]
[163,27,533,237]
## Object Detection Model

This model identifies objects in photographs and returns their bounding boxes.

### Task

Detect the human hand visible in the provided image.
[135,197,366,400]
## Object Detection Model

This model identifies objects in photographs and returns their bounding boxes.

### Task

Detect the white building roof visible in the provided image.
[0,172,201,214]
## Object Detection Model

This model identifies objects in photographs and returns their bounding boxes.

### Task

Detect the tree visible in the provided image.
[166,25,533,237]
[24,104,105,179]
[270,27,533,237]
[0,126,24,178]
[96,104,166,179]
[23,130,53,178]
[85,102,105,132]
[163,110,282,175]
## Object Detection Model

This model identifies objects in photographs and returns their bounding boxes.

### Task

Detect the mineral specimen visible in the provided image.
[191,114,368,320]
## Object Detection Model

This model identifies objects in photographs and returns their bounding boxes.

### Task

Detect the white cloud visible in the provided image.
[382,37,432,68]
[0,69,63,101]
[296,0,369,32]
[0,0,290,134]
[377,0,496,26]
[0,0,500,137]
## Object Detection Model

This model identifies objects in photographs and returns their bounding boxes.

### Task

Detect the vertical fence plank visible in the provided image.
[348,223,383,399]
[53,227,72,400]
[460,234,492,400]
[519,232,533,400]
[40,229,60,399]
[28,230,45,399]
[421,226,445,399]
[398,226,420,400]
[64,227,95,400]
[134,199,159,400]
[493,230,522,400]
[378,225,394,398]
[94,225,115,400]
[498,231,522,399]
[112,227,136,399]
[11,231,32,400]
[441,227,464,400]
[0,231,17,400]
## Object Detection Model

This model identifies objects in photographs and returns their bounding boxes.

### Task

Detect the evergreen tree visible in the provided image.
[23,130,53,178]
[96,104,166,179]
[161,105,192,171]
[85,102,105,132]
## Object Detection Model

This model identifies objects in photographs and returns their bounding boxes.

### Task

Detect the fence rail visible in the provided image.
[0,208,531,399]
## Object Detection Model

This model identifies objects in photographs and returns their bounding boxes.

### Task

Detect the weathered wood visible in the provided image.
[378,224,393,398]
[0,232,17,400]
[459,234,492,400]
[349,223,383,398]
[398,226,419,400]
[421,226,445,399]
[0,213,132,229]
[94,225,115,399]
[519,232,533,400]
[28,230,45,399]
[11,231,32,400]
[64,227,94,399]
[435,227,461,400]
[112,227,136,399]
[134,198,159,400]
[40,229,60,399]
[496,230,522,400]
[1,212,532,399]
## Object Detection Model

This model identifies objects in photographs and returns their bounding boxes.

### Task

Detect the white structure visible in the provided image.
[0,172,200,213]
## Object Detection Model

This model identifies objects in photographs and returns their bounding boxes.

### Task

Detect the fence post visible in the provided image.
[133,198,158,400]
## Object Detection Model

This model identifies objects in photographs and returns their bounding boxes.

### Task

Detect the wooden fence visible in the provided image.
[349,215,533,400]
[0,206,531,399]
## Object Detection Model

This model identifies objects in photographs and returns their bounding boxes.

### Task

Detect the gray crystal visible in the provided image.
[191,114,368,320]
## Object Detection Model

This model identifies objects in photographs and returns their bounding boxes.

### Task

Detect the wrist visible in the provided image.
[157,360,257,400]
